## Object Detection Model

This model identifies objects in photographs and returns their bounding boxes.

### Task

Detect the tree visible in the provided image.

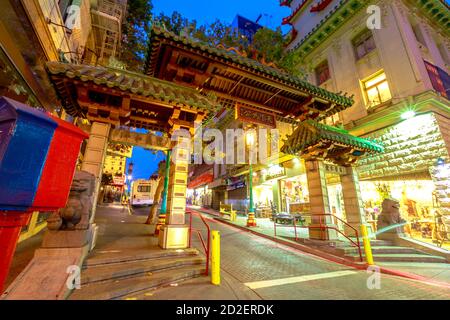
[145,158,166,225]
[120,0,153,72]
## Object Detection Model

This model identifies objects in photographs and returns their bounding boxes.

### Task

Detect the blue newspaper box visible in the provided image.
[0,96,57,211]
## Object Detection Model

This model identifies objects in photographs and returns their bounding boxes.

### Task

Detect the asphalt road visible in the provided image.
[131,206,450,300]
[190,210,450,300]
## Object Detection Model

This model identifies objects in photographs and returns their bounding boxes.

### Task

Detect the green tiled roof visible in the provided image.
[146,26,354,108]
[46,62,220,115]
[281,120,384,155]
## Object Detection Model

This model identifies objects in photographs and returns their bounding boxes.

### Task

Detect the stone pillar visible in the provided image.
[305,160,338,240]
[341,166,366,236]
[158,134,190,249]
[80,122,111,223]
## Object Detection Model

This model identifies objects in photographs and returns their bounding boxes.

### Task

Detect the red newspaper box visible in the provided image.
[32,115,89,211]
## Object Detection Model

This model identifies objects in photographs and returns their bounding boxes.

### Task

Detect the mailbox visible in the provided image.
[0,96,57,212]
[32,114,89,211]
[0,96,89,293]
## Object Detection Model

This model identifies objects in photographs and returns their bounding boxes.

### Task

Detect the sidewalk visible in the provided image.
[191,206,450,286]
[81,204,259,300]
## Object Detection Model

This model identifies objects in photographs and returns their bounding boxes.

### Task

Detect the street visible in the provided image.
[131,207,450,300]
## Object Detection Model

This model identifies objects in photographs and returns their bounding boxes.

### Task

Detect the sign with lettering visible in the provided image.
[265,165,286,181]
[235,104,277,128]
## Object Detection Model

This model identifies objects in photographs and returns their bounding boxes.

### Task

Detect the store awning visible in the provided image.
[281,120,384,166]
[188,171,214,189]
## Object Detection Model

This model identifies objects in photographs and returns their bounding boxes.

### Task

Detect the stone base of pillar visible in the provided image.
[154,214,166,236]
[308,224,339,240]
[158,224,189,249]
[42,225,96,249]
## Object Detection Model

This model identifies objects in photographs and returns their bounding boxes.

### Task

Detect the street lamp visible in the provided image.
[246,130,257,227]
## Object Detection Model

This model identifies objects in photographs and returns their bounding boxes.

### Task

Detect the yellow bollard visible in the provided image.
[211,230,221,285]
[360,224,375,265]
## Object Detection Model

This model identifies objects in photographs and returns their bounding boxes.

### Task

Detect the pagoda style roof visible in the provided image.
[281,120,384,165]
[46,62,220,131]
[145,26,354,122]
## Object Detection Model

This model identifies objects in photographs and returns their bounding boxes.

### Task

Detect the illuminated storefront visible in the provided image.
[357,113,450,248]
[187,168,214,207]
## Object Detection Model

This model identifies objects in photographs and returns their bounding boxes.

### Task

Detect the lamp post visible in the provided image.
[246,130,257,227]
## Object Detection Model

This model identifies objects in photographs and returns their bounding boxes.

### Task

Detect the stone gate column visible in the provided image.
[305,160,338,240]
[341,166,366,236]
[80,122,111,223]
[159,133,190,249]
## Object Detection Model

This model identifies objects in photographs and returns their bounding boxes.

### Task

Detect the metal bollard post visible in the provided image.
[360,224,374,265]
[211,230,221,285]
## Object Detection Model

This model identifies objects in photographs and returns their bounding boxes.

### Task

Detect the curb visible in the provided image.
[190,208,450,287]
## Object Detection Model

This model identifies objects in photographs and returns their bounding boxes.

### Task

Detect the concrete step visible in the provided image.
[345,253,447,263]
[84,248,200,267]
[331,239,393,248]
[69,265,205,300]
[81,256,206,285]
[336,246,420,255]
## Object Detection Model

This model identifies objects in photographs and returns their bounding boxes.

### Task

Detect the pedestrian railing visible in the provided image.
[186,208,211,275]
[273,213,363,262]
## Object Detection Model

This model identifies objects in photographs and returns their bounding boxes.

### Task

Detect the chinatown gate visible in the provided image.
[3,26,384,298]
[45,61,220,249]
[46,25,384,246]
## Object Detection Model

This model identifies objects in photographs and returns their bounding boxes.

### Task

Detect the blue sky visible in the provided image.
[152,0,290,32]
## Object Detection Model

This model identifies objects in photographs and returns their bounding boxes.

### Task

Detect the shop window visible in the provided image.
[353,30,376,60]
[362,71,392,108]
[315,61,331,85]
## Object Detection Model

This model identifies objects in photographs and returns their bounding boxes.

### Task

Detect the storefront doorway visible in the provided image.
[279,175,309,214]
[360,178,449,249]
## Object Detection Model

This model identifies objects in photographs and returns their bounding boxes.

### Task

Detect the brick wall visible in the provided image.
[357,113,449,180]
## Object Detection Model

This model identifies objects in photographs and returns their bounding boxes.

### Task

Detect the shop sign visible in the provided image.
[324,163,347,175]
[265,165,286,181]
[226,176,246,191]
[424,60,449,99]
[235,104,276,128]
[112,175,126,186]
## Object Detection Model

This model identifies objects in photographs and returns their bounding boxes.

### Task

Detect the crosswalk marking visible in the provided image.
[244,270,358,289]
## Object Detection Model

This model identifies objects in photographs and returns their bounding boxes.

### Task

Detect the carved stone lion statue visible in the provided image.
[47,170,95,231]
[376,198,406,240]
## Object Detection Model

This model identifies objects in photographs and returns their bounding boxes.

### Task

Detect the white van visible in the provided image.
[130,179,156,206]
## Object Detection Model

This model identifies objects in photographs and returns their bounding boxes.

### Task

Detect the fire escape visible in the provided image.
[88,0,126,66]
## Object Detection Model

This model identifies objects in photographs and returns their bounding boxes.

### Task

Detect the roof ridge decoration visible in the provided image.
[282,0,311,25]
[310,0,333,12]
[215,44,278,68]
[146,26,354,108]
[280,0,294,7]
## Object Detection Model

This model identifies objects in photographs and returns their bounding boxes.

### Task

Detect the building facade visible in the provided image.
[283,0,450,247]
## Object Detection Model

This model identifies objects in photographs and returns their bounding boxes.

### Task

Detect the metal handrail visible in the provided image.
[273,213,363,262]
[186,209,211,275]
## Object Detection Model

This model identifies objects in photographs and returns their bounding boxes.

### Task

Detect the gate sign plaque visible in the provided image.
[235,104,277,128]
